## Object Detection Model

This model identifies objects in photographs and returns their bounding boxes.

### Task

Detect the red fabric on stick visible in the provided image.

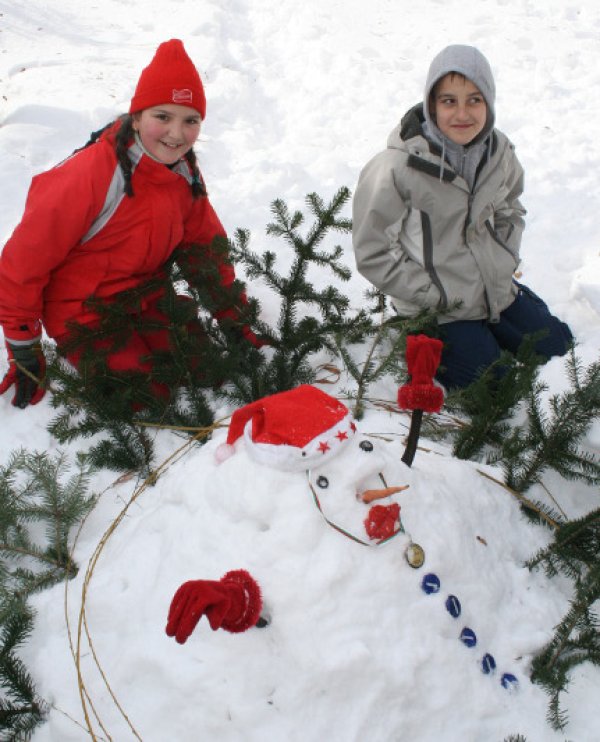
[398,334,444,413]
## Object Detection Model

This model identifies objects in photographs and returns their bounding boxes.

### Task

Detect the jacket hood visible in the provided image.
[385,104,426,150]
[423,44,496,144]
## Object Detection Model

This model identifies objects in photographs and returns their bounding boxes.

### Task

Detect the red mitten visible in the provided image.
[166,570,262,644]
[398,334,444,413]
[364,503,401,542]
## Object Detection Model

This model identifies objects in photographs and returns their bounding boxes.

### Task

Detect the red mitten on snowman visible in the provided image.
[166,569,263,644]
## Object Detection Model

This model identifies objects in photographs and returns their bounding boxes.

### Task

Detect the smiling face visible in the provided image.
[431,73,487,145]
[307,435,408,543]
[309,437,408,506]
[132,103,201,164]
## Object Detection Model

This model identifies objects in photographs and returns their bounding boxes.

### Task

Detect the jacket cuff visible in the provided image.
[424,282,442,309]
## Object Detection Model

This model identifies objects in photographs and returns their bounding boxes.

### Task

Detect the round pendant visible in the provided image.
[405,542,425,568]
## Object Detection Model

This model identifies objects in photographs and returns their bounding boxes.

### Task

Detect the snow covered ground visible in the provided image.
[1,0,599,739]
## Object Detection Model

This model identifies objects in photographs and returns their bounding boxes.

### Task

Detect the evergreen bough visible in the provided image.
[25,184,600,738]
[436,348,600,730]
[446,335,543,462]
[335,291,441,419]
[173,187,363,407]
[46,187,378,473]
[447,347,600,495]
[0,597,46,741]
[446,348,600,731]
[527,507,600,731]
[498,352,600,493]
[207,186,371,404]
[46,271,217,477]
[48,351,159,478]
[0,450,95,740]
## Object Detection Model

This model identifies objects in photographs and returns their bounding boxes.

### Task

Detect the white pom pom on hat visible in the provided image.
[214,442,236,464]
[215,385,356,471]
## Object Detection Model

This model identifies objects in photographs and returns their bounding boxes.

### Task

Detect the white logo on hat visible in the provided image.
[172,89,193,104]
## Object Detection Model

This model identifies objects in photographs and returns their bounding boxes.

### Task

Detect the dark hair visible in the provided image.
[428,71,468,118]
[115,115,206,199]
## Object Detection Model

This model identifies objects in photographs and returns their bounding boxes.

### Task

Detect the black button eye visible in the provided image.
[359,440,374,452]
[316,475,329,489]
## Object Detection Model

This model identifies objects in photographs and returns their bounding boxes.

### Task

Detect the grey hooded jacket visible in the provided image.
[352,47,526,324]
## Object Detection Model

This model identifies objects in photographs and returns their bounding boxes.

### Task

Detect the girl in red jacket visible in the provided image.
[0,39,250,408]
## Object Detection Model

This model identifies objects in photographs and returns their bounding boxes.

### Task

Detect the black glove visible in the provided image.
[0,340,46,408]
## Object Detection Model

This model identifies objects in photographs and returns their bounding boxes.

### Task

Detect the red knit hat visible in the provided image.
[129,39,206,118]
[216,385,357,471]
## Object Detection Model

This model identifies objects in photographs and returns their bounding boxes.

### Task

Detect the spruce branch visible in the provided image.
[336,293,449,420]
[0,599,47,736]
[527,509,600,730]
[204,186,368,403]
[530,565,600,730]
[447,346,600,494]
[502,352,600,493]
[335,292,403,419]
[441,349,600,734]
[0,451,95,594]
[46,269,220,476]
[448,340,541,461]
[0,451,93,739]
[527,508,600,579]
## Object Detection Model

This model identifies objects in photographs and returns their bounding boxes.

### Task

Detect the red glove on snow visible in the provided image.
[398,334,444,413]
[0,340,46,409]
[166,570,263,644]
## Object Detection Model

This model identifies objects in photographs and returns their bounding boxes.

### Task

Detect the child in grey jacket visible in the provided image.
[352,44,572,390]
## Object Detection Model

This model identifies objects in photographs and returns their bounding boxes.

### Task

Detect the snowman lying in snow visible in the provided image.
[166,384,426,644]
[166,335,444,645]
[218,383,415,542]
[164,342,520,691]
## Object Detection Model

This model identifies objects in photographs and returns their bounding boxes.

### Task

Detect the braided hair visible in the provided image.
[114,114,206,199]
[115,115,136,197]
[184,147,207,199]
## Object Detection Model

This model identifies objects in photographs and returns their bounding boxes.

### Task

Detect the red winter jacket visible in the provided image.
[0,121,233,344]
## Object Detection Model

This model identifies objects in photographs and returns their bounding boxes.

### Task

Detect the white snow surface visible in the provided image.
[1,0,600,740]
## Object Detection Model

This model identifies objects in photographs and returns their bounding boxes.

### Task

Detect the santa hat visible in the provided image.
[129,39,206,118]
[216,385,357,471]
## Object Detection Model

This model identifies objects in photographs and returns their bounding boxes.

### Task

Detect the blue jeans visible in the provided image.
[437,284,573,390]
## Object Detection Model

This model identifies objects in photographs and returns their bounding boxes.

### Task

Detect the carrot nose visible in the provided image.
[360,485,409,504]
